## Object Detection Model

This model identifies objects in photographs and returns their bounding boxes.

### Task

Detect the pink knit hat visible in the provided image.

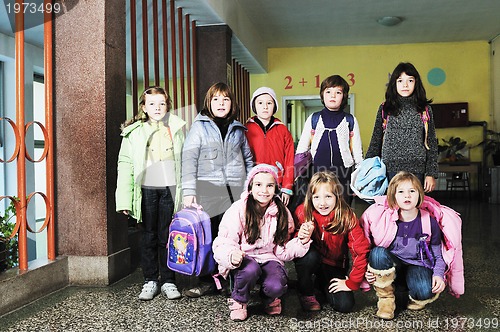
[245,164,280,190]
[250,87,278,114]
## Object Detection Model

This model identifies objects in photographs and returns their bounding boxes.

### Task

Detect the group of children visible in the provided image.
[116,62,460,322]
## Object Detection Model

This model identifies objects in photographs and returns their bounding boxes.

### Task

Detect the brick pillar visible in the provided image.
[54,0,128,285]
[195,25,232,112]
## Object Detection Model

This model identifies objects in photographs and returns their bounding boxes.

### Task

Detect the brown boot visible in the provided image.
[407,293,439,310]
[368,264,396,320]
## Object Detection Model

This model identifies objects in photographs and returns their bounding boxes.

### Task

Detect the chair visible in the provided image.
[446,172,470,197]
[437,172,448,191]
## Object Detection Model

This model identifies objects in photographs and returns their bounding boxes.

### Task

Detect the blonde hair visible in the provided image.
[121,86,172,129]
[386,171,425,209]
[303,171,356,234]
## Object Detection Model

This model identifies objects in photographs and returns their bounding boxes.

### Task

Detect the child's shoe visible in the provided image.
[407,293,439,310]
[264,298,282,315]
[138,281,159,300]
[299,295,321,311]
[228,298,247,321]
[184,282,215,298]
[161,282,181,300]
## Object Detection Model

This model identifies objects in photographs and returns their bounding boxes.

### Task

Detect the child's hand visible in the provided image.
[281,193,291,206]
[119,210,130,216]
[183,195,197,208]
[328,278,351,293]
[298,221,314,244]
[424,176,436,193]
[365,270,376,284]
[230,250,245,267]
[432,276,446,294]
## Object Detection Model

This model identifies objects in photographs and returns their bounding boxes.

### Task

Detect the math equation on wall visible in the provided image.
[284,73,356,90]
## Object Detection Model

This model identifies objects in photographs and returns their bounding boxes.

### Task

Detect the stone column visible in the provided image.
[54,0,128,285]
[195,25,232,111]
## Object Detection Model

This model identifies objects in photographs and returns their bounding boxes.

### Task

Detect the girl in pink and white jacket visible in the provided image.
[361,171,448,320]
[212,164,313,322]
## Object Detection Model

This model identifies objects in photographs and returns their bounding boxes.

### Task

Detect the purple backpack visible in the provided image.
[167,206,216,276]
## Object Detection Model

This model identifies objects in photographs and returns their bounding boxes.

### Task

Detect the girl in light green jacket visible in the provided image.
[115,86,185,301]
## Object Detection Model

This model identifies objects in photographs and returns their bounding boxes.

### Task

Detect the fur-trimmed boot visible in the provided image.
[407,293,439,310]
[368,264,396,320]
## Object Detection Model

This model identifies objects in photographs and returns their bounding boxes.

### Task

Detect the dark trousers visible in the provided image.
[231,256,288,304]
[294,247,355,313]
[196,181,242,283]
[140,186,176,285]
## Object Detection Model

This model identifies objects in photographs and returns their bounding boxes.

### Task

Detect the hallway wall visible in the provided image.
[251,41,490,162]
[492,36,500,132]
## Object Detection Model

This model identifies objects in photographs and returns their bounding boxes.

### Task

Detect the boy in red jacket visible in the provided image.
[246,87,295,206]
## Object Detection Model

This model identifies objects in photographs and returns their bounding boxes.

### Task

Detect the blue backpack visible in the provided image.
[167,206,216,276]
[311,111,354,133]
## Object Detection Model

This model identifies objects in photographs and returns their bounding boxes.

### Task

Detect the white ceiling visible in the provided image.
[211,0,500,73]
[0,0,499,75]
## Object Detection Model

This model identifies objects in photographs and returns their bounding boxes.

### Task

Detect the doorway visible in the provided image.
[282,94,355,143]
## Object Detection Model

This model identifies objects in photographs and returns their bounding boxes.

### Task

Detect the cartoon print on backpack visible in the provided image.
[167,206,216,276]
[168,231,194,265]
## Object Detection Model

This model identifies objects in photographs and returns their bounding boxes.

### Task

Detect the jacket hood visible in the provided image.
[121,113,185,136]
[250,87,278,114]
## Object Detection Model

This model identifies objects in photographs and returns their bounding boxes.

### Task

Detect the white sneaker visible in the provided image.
[161,282,182,300]
[138,281,159,300]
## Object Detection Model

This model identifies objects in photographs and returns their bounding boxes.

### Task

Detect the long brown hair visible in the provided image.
[121,86,172,129]
[303,171,356,234]
[244,179,289,246]
[384,62,432,116]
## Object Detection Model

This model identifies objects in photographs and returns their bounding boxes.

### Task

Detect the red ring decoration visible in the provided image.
[25,121,49,162]
[25,192,51,233]
[0,117,21,163]
[0,196,21,240]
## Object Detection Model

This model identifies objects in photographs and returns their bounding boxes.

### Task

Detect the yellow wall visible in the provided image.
[250,41,491,162]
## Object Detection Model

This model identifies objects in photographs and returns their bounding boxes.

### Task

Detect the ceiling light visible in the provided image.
[377,16,403,27]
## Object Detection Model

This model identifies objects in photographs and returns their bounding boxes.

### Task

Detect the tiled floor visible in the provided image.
[1,194,499,331]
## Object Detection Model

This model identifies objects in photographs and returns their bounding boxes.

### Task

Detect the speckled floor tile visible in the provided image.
[1,195,499,331]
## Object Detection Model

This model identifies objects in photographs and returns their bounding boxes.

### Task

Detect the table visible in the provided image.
[438,162,482,195]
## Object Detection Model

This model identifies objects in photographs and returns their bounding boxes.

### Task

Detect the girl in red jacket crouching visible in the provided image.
[294,171,370,312]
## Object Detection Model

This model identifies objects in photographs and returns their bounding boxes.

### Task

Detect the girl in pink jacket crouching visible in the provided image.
[212,164,314,322]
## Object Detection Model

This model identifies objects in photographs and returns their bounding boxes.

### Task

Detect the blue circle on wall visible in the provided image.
[427,68,446,86]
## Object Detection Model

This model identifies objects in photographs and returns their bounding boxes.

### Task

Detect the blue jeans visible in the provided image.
[294,247,355,313]
[141,186,176,285]
[369,246,433,301]
[231,256,288,304]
